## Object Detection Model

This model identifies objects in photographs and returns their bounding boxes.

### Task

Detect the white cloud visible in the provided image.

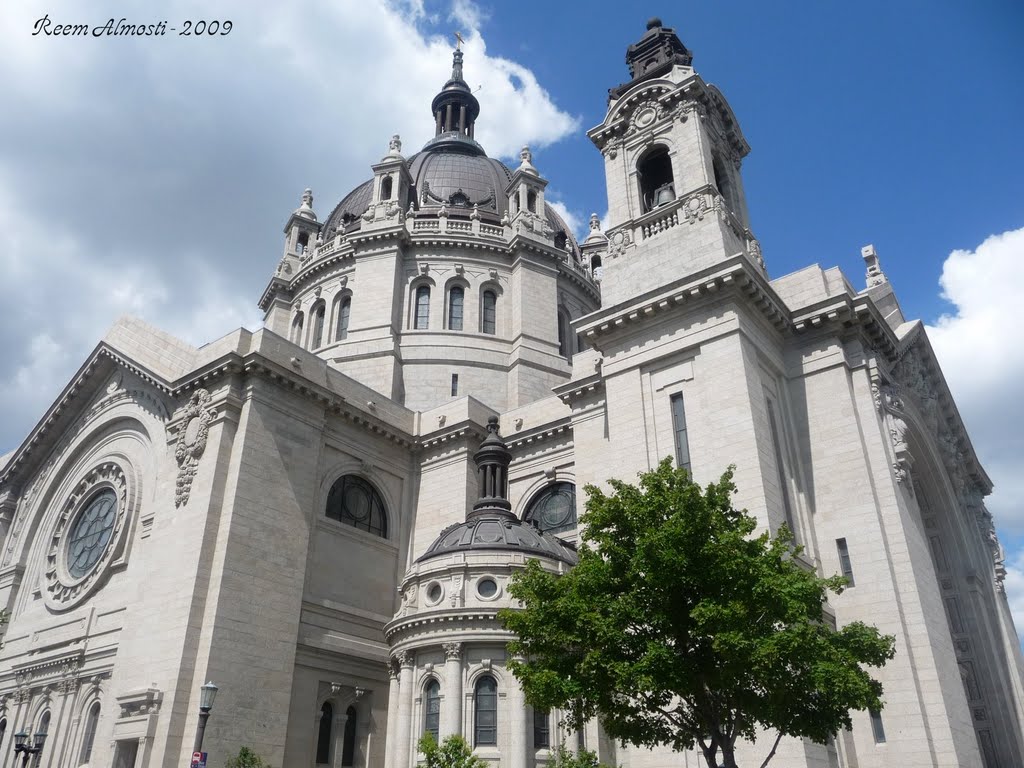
[926,226,1024,532]
[926,226,1024,644]
[0,0,578,453]
[547,199,583,240]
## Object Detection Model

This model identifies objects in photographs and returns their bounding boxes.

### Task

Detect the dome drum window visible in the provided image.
[326,476,388,538]
[426,581,444,605]
[523,482,577,535]
[476,577,498,600]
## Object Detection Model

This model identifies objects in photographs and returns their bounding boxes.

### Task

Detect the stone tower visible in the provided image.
[586,18,763,307]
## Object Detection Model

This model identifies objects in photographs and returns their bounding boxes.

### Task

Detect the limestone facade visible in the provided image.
[0,17,1021,768]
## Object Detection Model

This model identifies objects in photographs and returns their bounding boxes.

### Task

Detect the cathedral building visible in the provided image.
[0,17,1021,768]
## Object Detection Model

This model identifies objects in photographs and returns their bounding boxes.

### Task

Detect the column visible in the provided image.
[384,662,401,768]
[507,658,529,768]
[442,643,463,738]
[394,652,415,768]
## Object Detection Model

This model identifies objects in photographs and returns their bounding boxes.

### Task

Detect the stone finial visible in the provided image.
[589,213,601,231]
[862,244,887,288]
[388,134,402,155]
[518,145,537,174]
[294,188,317,221]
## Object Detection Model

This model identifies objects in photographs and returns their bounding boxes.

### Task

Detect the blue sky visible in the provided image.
[1,0,1022,621]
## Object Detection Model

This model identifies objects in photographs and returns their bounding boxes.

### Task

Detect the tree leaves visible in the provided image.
[500,460,895,768]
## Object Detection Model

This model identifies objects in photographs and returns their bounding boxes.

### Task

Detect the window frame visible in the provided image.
[481,290,497,335]
[423,680,441,742]
[334,294,352,342]
[325,475,389,539]
[447,285,465,331]
[79,701,101,765]
[414,285,431,330]
[474,675,498,747]
[669,392,691,474]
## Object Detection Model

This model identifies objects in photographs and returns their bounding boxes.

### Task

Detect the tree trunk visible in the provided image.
[719,743,738,768]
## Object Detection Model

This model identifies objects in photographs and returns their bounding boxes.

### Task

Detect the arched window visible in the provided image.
[527,189,537,213]
[414,285,431,330]
[0,718,7,751]
[311,302,326,349]
[557,310,571,359]
[448,286,464,331]
[316,702,333,765]
[474,676,497,746]
[424,680,440,741]
[335,296,352,342]
[590,254,602,280]
[80,702,101,764]
[482,290,497,335]
[297,232,310,255]
[637,145,674,213]
[342,706,357,767]
[326,476,387,538]
[291,312,304,345]
[524,482,577,535]
[381,175,393,201]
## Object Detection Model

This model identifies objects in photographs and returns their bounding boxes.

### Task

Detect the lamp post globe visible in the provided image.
[193,681,220,755]
[199,681,219,712]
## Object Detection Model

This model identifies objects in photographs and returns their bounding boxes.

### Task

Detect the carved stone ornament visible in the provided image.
[443,642,463,661]
[607,227,632,257]
[45,463,129,610]
[627,101,665,134]
[174,388,215,507]
[682,193,708,224]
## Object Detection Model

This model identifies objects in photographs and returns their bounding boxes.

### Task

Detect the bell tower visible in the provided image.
[587,19,763,306]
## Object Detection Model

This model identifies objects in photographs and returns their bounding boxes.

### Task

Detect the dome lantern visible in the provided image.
[430,47,481,143]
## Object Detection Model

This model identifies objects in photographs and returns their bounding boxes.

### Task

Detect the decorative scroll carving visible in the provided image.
[174,389,215,507]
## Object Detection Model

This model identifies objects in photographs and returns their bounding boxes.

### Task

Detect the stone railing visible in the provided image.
[406,214,510,241]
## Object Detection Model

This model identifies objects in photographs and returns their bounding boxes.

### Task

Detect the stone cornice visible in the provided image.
[577,256,788,351]
[553,371,605,405]
[504,421,572,452]
[0,345,175,492]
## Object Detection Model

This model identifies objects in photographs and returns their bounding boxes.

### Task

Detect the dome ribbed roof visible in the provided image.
[416,516,578,565]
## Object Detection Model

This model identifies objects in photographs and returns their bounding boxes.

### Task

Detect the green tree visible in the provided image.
[417,733,487,768]
[549,744,615,768]
[223,746,269,768]
[501,460,895,768]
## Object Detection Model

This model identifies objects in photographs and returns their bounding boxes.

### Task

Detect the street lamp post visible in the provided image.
[192,681,219,755]
[12,730,47,768]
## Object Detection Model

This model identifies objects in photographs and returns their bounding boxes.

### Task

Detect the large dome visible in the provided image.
[322,143,579,253]
[321,46,581,253]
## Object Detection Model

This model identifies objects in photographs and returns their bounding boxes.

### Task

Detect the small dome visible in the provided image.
[416,515,578,566]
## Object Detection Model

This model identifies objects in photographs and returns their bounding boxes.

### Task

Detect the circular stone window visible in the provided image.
[426,582,444,604]
[66,489,118,579]
[45,462,130,611]
[477,577,498,599]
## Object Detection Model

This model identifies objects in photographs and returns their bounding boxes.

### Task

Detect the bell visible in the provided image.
[653,183,675,207]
